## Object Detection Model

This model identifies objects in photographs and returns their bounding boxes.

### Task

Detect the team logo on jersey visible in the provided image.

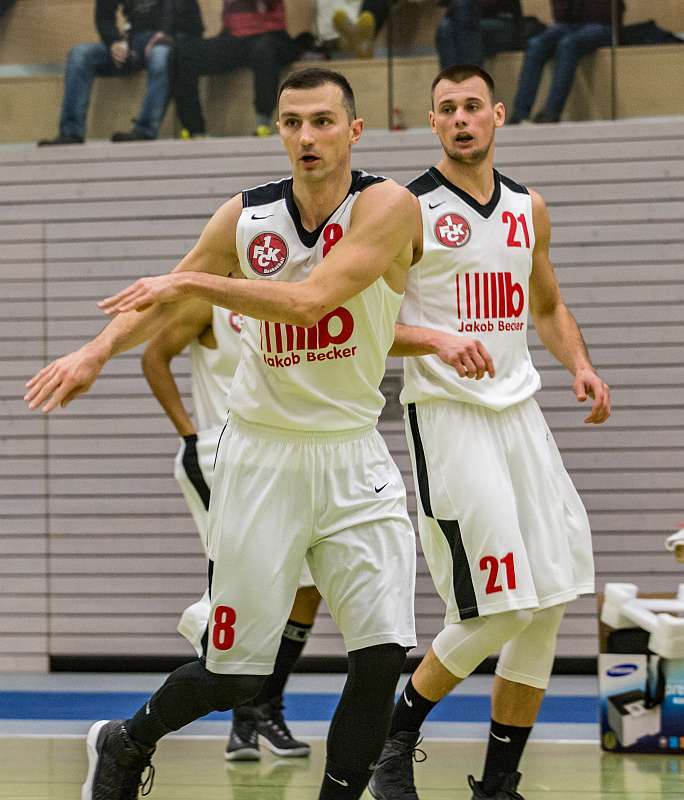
[247,232,288,275]
[228,312,244,333]
[260,307,357,368]
[435,213,471,248]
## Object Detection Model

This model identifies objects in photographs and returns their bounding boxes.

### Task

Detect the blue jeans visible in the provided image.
[59,31,172,139]
[512,22,612,119]
[436,0,518,68]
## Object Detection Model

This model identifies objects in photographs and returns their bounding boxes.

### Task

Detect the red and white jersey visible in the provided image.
[400,167,541,411]
[189,306,243,430]
[228,171,403,432]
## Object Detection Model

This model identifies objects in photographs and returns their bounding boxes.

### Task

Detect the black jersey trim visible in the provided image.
[406,170,440,197]
[242,178,289,208]
[498,172,529,195]
[285,169,385,249]
[428,166,501,219]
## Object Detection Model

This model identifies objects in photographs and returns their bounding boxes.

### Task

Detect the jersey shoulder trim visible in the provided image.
[406,170,439,197]
[497,171,529,196]
[352,170,386,193]
[242,178,290,208]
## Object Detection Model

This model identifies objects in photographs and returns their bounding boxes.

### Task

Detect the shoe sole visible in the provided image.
[261,736,311,758]
[224,746,261,761]
[81,720,109,800]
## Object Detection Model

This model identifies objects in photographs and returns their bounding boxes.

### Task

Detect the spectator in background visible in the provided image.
[509,0,624,124]
[0,0,16,18]
[331,1,393,58]
[436,1,525,69]
[38,0,203,146]
[174,0,304,138]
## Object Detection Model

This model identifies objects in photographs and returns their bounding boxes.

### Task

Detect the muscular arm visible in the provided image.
[100,182,416,327]
[142,300,213,437]
[528,190,610,424]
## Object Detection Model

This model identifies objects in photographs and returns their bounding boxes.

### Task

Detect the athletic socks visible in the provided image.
[248,618,312,706]
[481,718,532,794]
[389,677,437,736]
[319,762,372,799]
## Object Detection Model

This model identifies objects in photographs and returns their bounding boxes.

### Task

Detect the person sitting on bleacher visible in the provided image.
[38,0,204,146]
[508,0,624,125]
[436,0,526,69]
[329,1,393,58]
[174,0,305,138]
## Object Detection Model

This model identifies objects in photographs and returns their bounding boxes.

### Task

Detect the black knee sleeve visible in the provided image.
[326,644,407,773]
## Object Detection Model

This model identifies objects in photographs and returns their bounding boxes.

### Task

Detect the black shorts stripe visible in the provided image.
[407,403,479,619]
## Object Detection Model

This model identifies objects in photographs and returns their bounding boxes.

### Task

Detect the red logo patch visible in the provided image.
[435,213,471,248]
[228,312,244,333]
[248,232,288,275]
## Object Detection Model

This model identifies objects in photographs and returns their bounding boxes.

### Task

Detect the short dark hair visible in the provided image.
[278,68,357,121]
[431,64,496,106]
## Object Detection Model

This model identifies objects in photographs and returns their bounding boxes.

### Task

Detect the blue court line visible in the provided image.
[0,692,598,724]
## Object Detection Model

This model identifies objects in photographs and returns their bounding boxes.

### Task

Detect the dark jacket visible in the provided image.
[95,0,203,47]
[551,0,624,27]
[440,1,521,18]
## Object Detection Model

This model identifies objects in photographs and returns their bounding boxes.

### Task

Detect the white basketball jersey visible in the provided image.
[228,171,403,432]
[189,306,243,431]
[400,168,541,411]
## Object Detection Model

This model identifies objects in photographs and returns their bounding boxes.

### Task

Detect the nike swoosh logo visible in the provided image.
[403,691,413,708]
[490,732,511,743]
[374,483,389,493]
[145,702,151,715]
[429,201,445,209]
[327,774,349,787]
[251,213,273,220]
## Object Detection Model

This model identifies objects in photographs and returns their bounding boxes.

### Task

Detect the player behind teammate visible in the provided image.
[368,64,611,800]
[142,299,320,759]
[26,68,485,800]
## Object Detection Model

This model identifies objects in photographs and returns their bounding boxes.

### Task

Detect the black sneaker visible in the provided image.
[368,730,425,799]
[111,129,154,142]
[81,719,155,800]
[254,696,310,757]
[37,134,84,146]
[225,706,261,761]
[468,772,525,799]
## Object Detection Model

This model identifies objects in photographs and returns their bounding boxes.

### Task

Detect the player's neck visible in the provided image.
[435,156,496,206]
[291,168,353,232]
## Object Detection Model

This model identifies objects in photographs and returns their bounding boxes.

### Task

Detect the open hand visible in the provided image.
[98,274,186,315]
[573,367,611,424]
[24,347,105,413]
[434,334,495,380]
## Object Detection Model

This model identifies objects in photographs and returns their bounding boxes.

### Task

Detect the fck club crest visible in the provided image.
[435,213,471,248]
[248,231,288,275]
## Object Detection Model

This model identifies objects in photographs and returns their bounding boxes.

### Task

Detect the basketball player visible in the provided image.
[25,68,484,800]
[368,65,611,800]
[142,299,320,760]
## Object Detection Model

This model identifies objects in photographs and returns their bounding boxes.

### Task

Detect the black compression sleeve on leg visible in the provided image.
[319,643,407,800]
[126,660,264,747]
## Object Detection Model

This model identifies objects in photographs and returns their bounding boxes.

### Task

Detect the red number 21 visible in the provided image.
[480,552,517,594]
[502,212,530,249]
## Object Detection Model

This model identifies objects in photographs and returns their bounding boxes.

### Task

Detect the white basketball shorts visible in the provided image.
[174,424,314,656]
[204,416,417,675]
[405,398,594,623]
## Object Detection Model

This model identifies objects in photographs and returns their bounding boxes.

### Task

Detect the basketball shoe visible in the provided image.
[468,772,525,799]
[368,730,424,799]
[225,697,310,760]
[81,720,155,800]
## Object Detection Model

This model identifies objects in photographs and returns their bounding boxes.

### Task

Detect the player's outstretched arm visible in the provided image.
[391,324,495,380]
[528,190,611,425]
[99,182,417,328]
[25,199,242,414]
[142,300,213,437]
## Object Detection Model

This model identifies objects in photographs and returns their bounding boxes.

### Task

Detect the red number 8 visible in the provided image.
[212,605,236,650]
[322,223,344,257]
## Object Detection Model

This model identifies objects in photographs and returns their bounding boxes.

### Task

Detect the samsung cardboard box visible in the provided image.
[599,595,684,754]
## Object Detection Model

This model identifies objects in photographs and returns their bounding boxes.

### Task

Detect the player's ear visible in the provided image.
[494,101,506,128]
[428,110,437,135]
[350,117,364,144]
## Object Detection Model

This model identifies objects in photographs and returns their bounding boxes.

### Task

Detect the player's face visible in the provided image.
[277,84,363,182]
[429,77,505,165]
